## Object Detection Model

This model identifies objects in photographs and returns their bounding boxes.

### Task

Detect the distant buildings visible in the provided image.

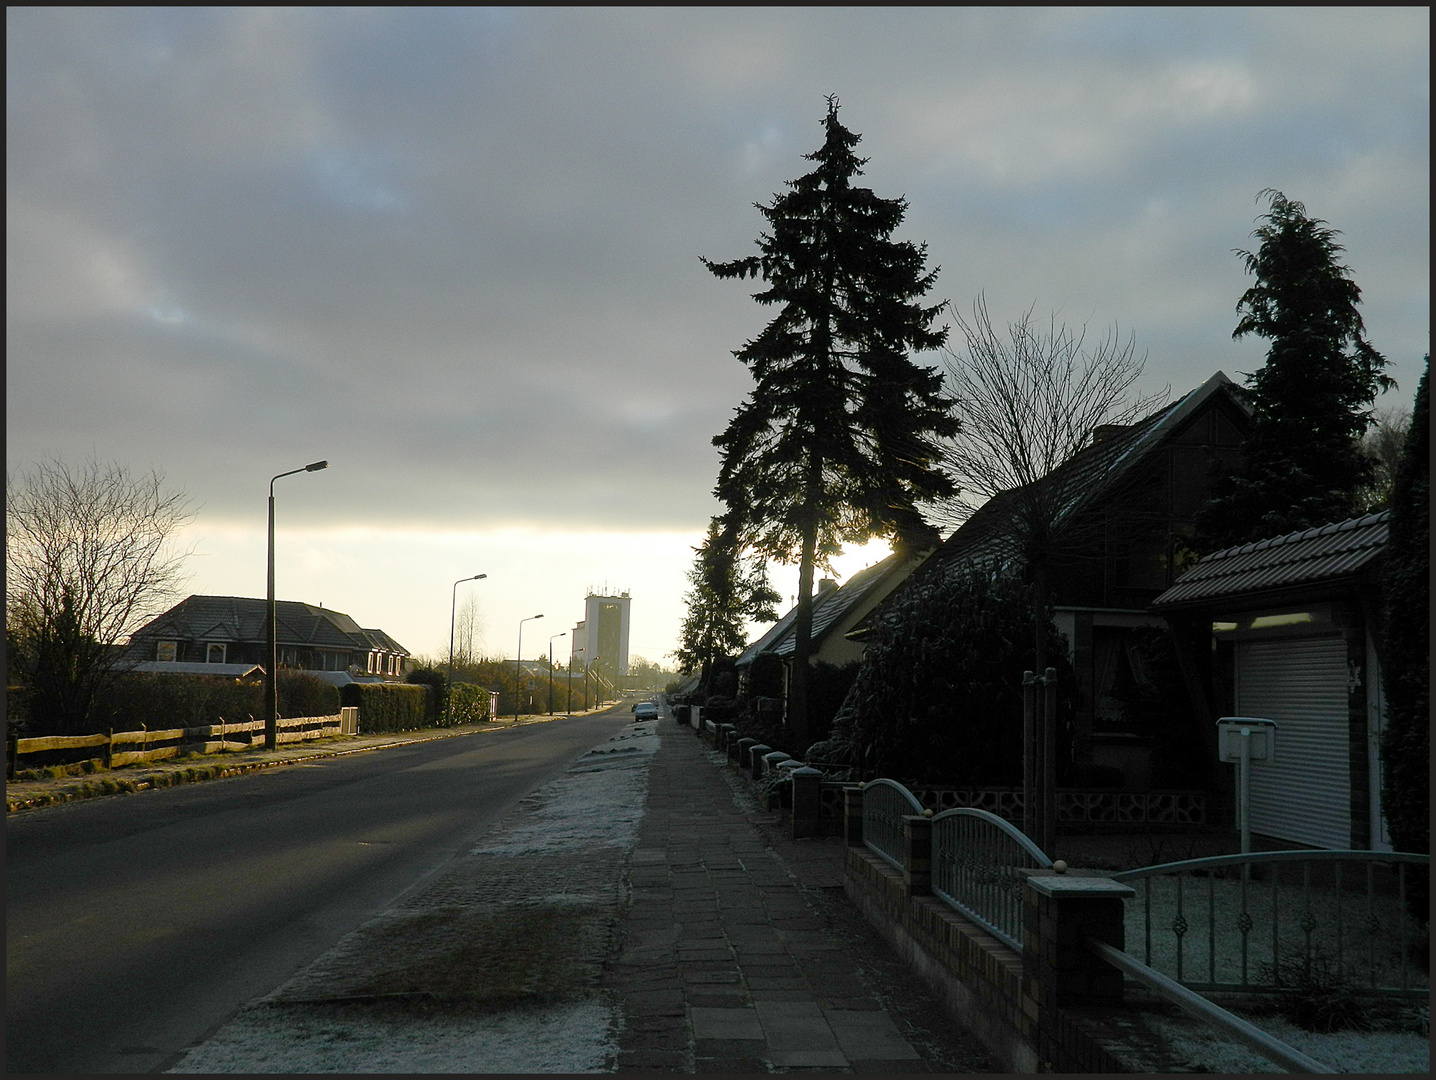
[572,591,630,684]
[122,595,411,685]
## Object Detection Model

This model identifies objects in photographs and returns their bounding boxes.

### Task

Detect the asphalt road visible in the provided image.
[6,709,633,1074]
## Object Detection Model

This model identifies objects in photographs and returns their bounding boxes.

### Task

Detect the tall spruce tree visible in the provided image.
[673,519,780,689]
[1198,190,1393,549]
[703,98,957,745]
[1380,357,1428,873]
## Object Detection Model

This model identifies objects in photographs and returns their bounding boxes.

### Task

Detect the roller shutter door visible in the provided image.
[1236,636,1350,849]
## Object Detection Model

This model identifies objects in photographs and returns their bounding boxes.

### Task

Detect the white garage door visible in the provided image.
[1236,635,1350,850]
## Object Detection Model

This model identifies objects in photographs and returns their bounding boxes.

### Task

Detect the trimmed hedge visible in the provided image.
[91,671,339,732]
[340,682,429,733]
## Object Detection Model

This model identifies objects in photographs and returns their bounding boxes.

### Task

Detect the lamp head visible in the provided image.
[305,460,328,472]
[473,573,487,580]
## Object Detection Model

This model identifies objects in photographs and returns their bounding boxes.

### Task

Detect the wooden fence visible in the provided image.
[7,707,358,778]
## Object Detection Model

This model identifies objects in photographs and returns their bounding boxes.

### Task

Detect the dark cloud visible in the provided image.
[8,7,1428,538]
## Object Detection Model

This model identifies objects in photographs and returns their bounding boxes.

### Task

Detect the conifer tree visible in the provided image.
[703,98,957,745]
[1198,190,1393,549]
[1380,357,1428,876]
[673,519,780,689]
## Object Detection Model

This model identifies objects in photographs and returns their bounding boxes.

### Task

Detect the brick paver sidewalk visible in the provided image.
[603,720,997,1073]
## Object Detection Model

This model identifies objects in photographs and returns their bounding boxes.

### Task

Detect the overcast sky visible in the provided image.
[7,7,1429,665]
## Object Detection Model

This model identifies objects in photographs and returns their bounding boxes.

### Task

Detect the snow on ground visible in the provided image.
[171,999,617,1074]
[1147,1006,1431,1074]
[168,721,659,1074]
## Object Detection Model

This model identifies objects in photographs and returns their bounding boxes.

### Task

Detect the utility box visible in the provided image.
[1216,716,1276,763]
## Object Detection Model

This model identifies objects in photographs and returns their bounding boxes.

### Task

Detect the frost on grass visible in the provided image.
[172,998,616,1074]
[469,725,656,857]
[1145,1005,1430,1074]
[167,723,656,1074]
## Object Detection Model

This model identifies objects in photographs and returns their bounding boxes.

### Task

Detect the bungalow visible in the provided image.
[855,370,1251,787]
[736,547,933,698]
[122,595,411,685]
[1153,511,1392,851]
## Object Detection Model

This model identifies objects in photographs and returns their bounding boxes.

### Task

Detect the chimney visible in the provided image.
[818,578,838,594]
[1090,424,1131,445]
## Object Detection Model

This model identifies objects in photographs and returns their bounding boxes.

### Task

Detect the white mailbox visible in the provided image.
[1217,716,1277,764]
[1217,717,1277,853]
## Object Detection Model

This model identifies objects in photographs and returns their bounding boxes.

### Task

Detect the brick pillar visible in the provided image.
[747,744,771,780]
[1023,875,1134,1070]
[843,785,864,847]
[903,813,933,896]
[791,766,823,838]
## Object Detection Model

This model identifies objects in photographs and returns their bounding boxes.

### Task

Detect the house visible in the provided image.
[1152,511,1392,851]
[736,547,933,697]
[856,371,1251,787]
[122,595,411,685]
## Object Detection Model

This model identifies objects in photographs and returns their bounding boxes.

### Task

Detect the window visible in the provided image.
[157,640,178,662]
[206,643,226,664]
[367,652,377,674]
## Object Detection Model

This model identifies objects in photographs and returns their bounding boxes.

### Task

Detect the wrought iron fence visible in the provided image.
[861,778,924,871]
[1112,850,1429,998]
[931,807,1054,950]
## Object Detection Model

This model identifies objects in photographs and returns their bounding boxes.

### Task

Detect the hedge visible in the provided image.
[340,682,429,733]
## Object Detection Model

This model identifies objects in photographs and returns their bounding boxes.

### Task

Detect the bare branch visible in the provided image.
[930,294,1167,532]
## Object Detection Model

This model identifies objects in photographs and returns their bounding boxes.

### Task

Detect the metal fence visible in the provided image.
[860,778,924,871]
[1112,850,1429,997]
[931,807,1054,950]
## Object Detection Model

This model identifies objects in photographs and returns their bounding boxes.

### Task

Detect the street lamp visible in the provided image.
[266,459,328,751]
[447,573,487,726]
[548,632,566,715]
[570,647,585,713]
[516,614,543,720]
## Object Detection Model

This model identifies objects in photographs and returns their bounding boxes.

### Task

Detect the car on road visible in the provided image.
[631,701,659,721]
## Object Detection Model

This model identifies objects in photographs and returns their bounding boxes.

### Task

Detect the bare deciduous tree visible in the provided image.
[933,295,1166,534]
[6,456,196,733]
[931,294,1166,850]
[455,592,484,667]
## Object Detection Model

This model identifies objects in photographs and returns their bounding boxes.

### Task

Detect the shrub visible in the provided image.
[1260,953,1372,1033]
[340,682,428,733]
[450,683,491,724]
[811,565,1073,786]
[278,672,340,720]
[407,667,448,725]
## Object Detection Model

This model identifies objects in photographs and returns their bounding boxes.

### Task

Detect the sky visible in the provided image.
[7,7,1429,667]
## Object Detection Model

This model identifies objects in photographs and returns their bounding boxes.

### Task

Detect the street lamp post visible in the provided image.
[570,647,584,713]
[447,573,487,726]
[548,632,566,715]
[516,614,543,721]
[266,459,328,751]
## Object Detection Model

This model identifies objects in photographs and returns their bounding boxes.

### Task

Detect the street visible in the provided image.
[5,711,631,1074]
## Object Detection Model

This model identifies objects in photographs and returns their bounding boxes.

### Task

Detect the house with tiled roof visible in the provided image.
[736,547,932,697]
[1153,511,1393,850]
[121,595,411,685]
[855,371,1251,788]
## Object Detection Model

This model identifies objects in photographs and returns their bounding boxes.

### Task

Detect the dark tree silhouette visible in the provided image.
[673,519,780,689]
[1380,356,1428,876]
[1198,190,1392,549]
[703,98,957,744]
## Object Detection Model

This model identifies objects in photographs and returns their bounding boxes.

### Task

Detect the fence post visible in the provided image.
[6,730,16,780]
[903,813,934,896]
[1023,874,1134,1070]
[790,767,823,838]
[105,729,114,770]
[747,744,771,780]
[843,785,864,847]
